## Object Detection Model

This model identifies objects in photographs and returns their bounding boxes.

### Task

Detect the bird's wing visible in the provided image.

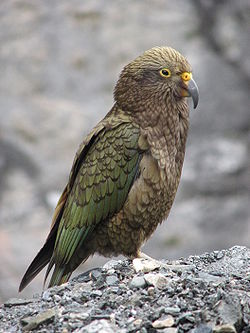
[19,116,111,292]
[46,119,145,286]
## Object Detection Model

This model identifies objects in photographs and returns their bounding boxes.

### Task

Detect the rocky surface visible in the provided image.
[0,246,249,332]
[0,0,249,302]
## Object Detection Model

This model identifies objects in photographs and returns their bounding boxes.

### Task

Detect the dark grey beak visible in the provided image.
[187,78,199,109]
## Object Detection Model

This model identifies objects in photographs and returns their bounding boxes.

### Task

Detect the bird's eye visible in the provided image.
[160,68,171,78]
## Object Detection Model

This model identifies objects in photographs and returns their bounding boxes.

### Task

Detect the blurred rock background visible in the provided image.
[0,0,249,302]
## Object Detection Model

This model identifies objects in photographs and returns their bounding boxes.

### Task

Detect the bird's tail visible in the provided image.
[46,249,91,288]
[47,265,72,288]
[19,237,54,292]
[19,222,59,292]
[19,188,68,292]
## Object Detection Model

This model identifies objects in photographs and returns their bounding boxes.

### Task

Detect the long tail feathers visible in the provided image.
[43,256,72,289]
[19,217,90,290]
[19,189,68,292]
[19,240,53,292]
[47,251,91,288]
[48,265,72,288]
[19,221,59,292]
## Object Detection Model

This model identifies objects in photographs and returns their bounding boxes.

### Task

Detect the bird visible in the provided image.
[19,46,199,291]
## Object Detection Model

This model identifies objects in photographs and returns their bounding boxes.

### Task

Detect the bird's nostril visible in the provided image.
[181,72,192,82]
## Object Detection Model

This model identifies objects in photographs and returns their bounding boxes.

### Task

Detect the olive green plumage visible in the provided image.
[19,46,199,291]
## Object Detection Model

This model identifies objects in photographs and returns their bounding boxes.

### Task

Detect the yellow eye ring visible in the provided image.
[160,68,171,78]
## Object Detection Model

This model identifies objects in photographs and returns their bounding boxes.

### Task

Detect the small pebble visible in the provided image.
[178,312,195,324]
[216,251,224,259]
[53,294,61,303]
[165,307,181,315]
[91,290,102,297]
[110,313,116,323]
[103,259,121,270]
[131,309,137,316]
[147,286,155,296]
[213,324,236,333]
[78,319,117,333]
[42,290,52,302]
[152,315,174,328]
[106,275,119,286]
[191,324,213,333]
[90,269,102,281]
[133,318,142,327]
[140,328,148,333]
[109,286,119,293]
[161,329,178,333]
[69,312,89,320]
[144,273,169,289]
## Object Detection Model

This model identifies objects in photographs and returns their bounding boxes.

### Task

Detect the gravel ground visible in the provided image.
[1,246,249,332]
[0,0,249,302]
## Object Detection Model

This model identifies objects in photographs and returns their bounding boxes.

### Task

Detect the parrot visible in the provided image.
[19,46,199,291]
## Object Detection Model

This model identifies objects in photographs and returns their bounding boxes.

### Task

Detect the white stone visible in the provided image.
[152,315,174,328]
[144,273,169,289]
[133,258,161,273]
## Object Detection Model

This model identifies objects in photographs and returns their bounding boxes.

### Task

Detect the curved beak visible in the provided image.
[187,78,199,109]
[180,73,199,109]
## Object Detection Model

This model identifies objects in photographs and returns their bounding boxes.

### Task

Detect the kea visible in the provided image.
[19,46,199,291]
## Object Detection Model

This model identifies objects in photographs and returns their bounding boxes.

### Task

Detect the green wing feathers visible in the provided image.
[46,122,143,287]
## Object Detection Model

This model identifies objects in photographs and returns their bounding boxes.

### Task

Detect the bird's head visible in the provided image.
[114,46,199,112]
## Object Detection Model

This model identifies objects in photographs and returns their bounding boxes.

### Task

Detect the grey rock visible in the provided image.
[168,264,195,273]
[91,290,102,297]
[90,269,103,281]
[42,290,52,302]
[4,298,33,307]
[103,260,122,271]
[21,308,56,331]
[69,311,90,321]
[53,294,61,303]
[216,251,225,260]
[191,325,213,333]
[129,276,147,289]
[164,307,181,315]
[178,312,196,324]
[198,272,223,284]
[139,328,147,333]
[214,295,243,327]
[144,273,169,289]
[75,319,119,333]
[106,275,119,286]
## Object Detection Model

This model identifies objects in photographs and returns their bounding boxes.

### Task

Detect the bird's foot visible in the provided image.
[137,251,171,268]
[137,251,156,261]
[137,251,196,272]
